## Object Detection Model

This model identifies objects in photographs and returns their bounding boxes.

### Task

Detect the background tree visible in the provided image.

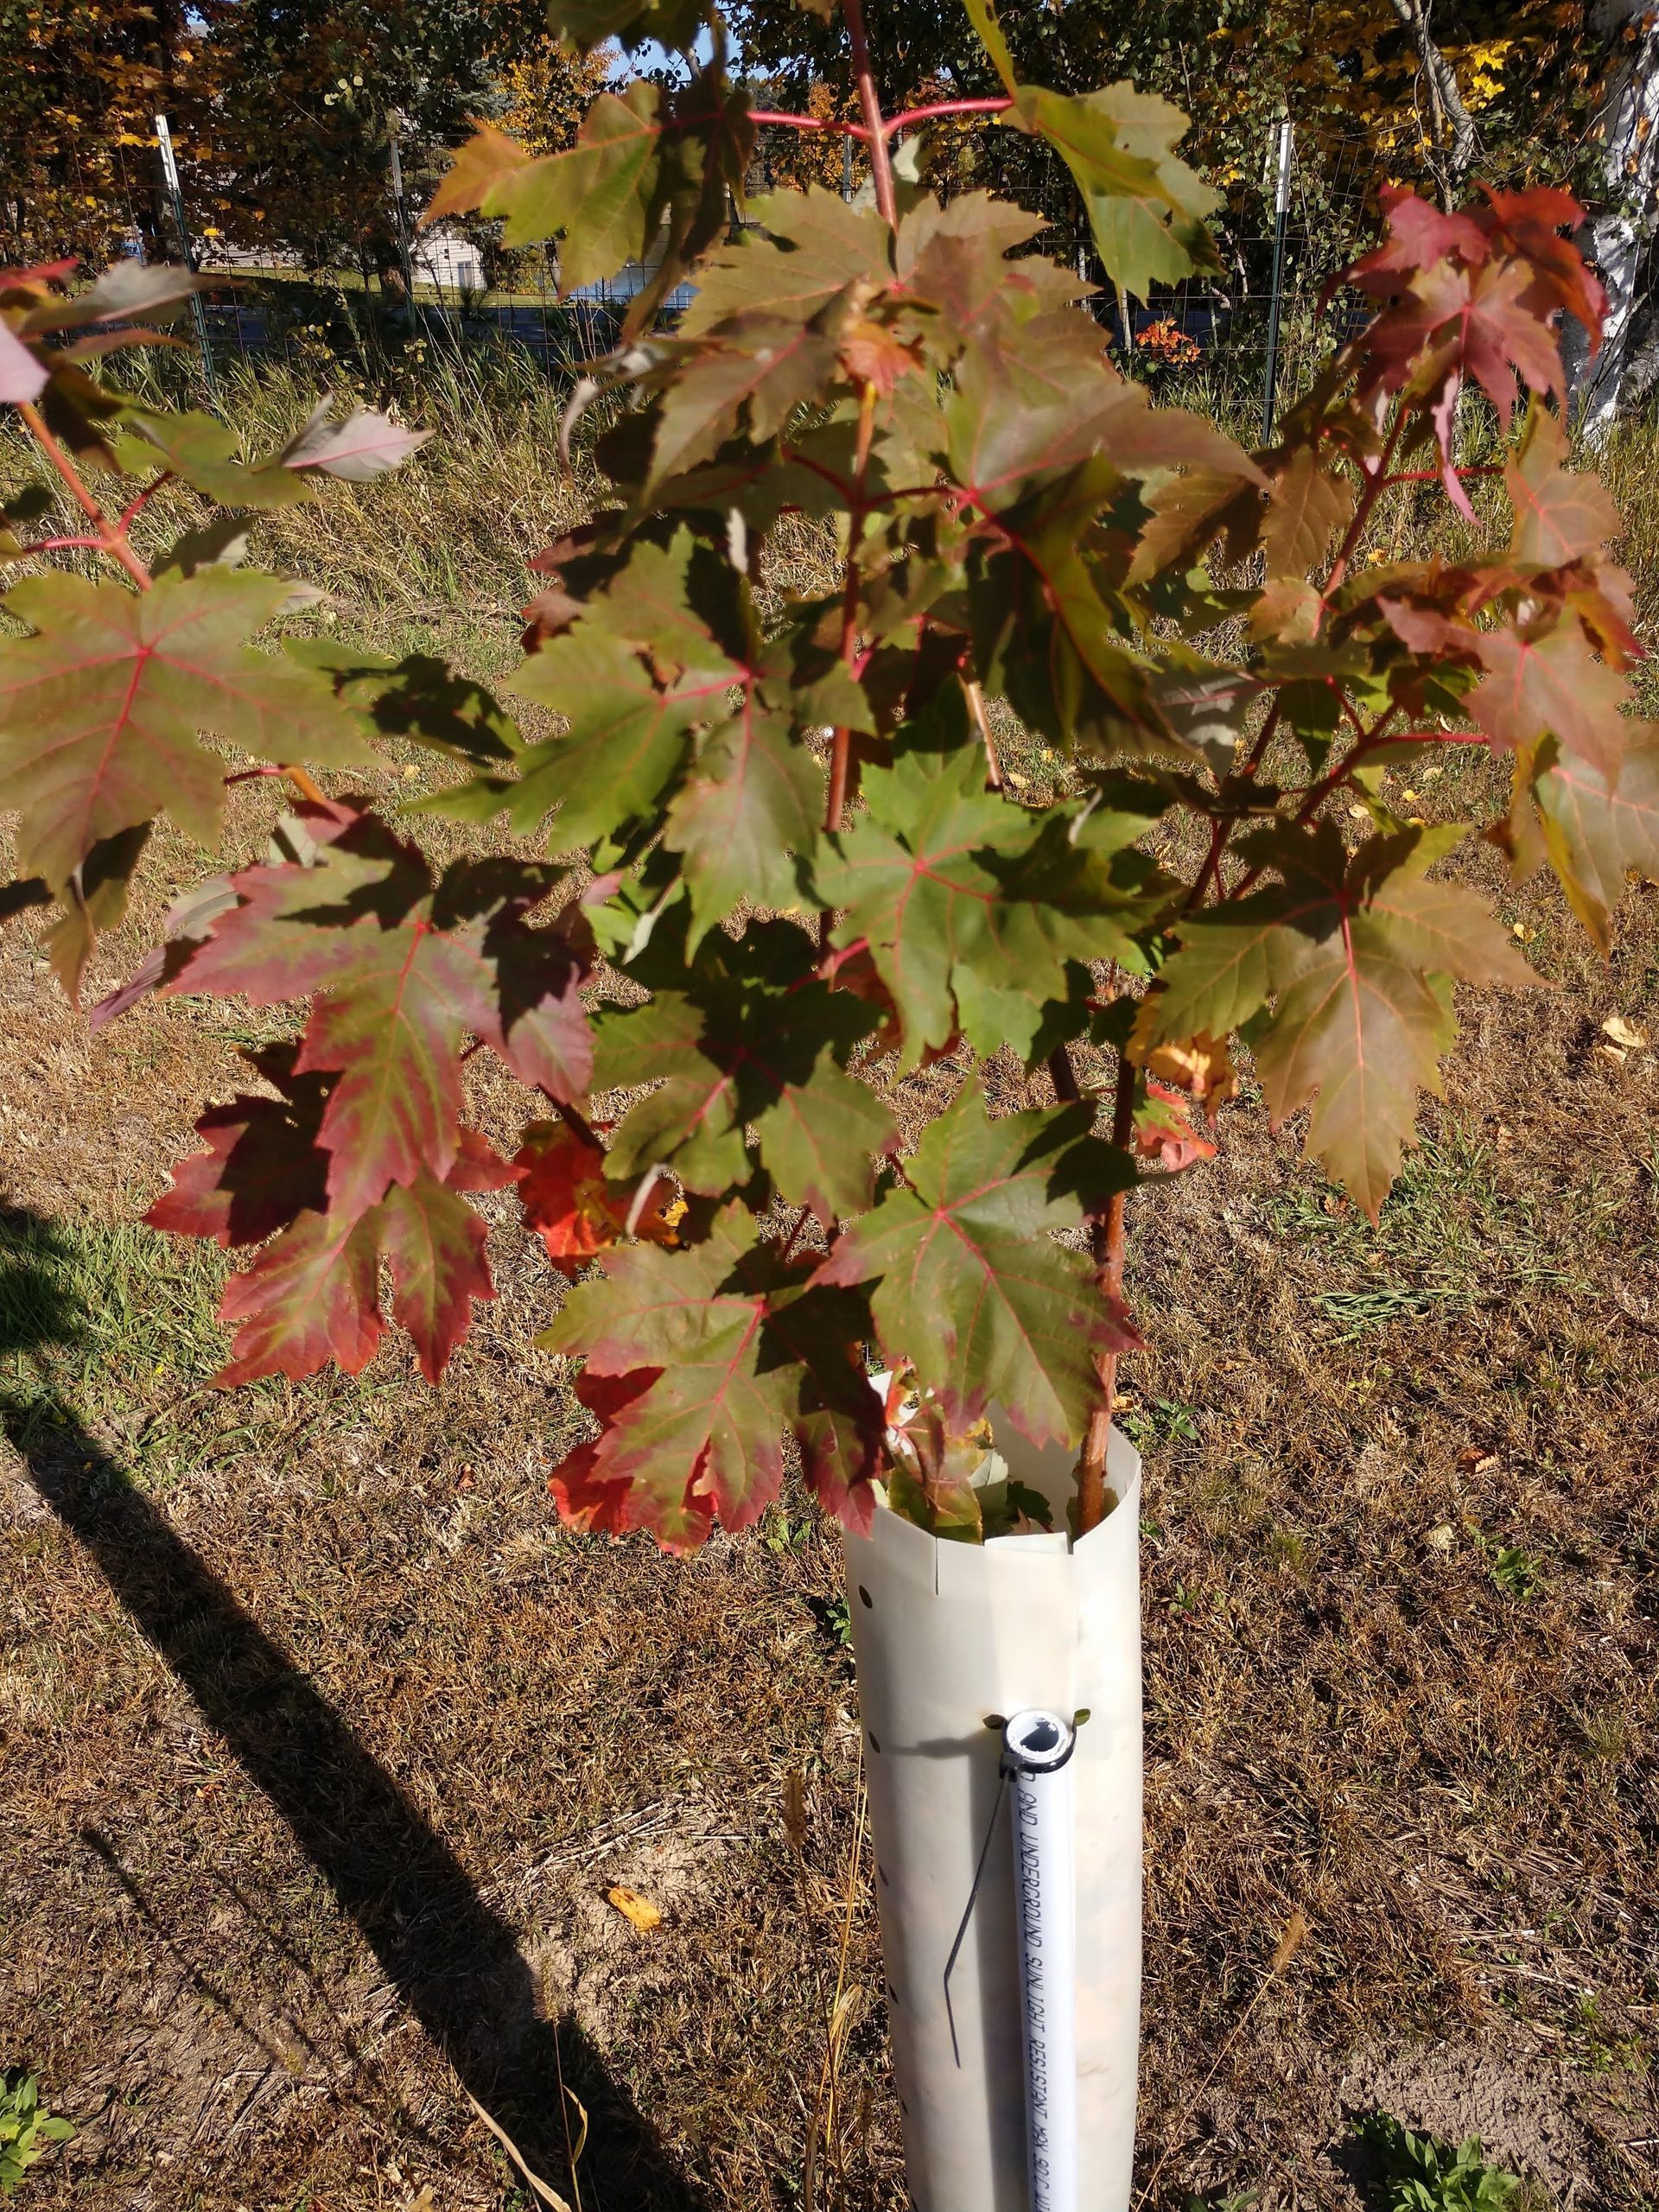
[732,0,1605,287]
[126,0,561,274]
[0,0,199,263]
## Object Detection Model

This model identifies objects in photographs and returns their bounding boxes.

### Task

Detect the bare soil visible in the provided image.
[2,569,1658,2209]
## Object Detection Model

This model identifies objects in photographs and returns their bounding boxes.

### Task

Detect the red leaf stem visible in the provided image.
[18,397,154,594]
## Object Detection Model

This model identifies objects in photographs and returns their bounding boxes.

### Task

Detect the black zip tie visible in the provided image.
[942,1761,1010,2069]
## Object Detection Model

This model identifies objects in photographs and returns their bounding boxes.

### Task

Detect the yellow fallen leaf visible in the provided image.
[607,1885,662,1932]
[1401,788,1419,804]
[1602,1014,1648,1051]
[1348,803,1370,819]
[1595,1043,1629,1071]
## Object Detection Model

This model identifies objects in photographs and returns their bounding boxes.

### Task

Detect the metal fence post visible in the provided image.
[1260,117,1293,446]
[387,111,420,325]
[154,113,220,409]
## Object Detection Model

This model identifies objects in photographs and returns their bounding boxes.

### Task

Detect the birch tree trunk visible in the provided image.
[1388,0,1478,205]
[1570,0,1659,442]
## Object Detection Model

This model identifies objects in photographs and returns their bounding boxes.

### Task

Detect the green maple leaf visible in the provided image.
[441,531,824,930]
[543,1205,881,1545]
[431,85,663,279]
[815,712,1165,1065]
[0,570,372,892]
[678,188,893,337]
[813,1081,1138,1447]
[663,690,822,938]
[486,622,708,849]
[941,345,1257,748]
[111,408,311,507]
[944,327,1255,503]
[647,317,842,489]
[596,919,897,1223]
[1468,620,1631,780]
[444,531,743,848]
[1530,727,1659,950]
[1015,82,1219,302]
[1145,823,1537,1214]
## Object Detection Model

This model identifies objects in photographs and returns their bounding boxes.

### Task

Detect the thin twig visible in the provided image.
[961,676,1002,789]
[823,379,880,834]
[842,0,898,226]
[1132,1910,1309,2210]
[804,1764,868,2212]
[1075,1058,1137,1535]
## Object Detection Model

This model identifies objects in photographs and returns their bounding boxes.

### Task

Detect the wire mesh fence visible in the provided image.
[18,108,1392,429]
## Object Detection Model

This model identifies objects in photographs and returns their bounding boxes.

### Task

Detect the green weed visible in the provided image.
[1353,2112,1524,2212]
[0,2074,75,2196]
[1488,1546,1542,1601]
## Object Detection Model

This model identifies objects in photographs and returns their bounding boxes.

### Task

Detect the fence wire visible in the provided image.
[20,111,1392,424]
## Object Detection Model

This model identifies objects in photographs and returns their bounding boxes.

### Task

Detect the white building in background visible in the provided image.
[413,227,486,292]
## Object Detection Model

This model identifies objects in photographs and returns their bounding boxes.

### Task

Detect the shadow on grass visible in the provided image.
[0,1205,708,2209]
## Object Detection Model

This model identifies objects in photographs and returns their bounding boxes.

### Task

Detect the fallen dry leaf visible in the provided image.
[607,1884,663,1933]
[1602,1014,1648,1051]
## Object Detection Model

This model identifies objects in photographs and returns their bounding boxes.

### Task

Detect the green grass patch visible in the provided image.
[0,1207,232,1437]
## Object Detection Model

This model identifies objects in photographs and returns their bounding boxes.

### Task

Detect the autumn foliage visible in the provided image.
[3,0,1654,1549]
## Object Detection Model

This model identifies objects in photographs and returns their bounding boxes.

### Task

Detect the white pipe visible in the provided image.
[1004,1710,1078,2212]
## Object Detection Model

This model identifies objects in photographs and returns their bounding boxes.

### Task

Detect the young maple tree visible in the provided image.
[3,0,1653,1550]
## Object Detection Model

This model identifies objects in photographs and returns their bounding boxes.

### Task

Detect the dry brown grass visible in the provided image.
[3,379,1658,2211]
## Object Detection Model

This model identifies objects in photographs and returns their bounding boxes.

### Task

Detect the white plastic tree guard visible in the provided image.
[842,1419,1143,2212]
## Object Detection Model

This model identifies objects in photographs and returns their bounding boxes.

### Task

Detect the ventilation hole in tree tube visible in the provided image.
[868,1732,880,1754]
[1014,1715,1062,1757]
[877,1862,889,1885]
[858,1584,873,1608]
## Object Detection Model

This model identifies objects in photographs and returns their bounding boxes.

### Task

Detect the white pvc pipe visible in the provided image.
[1003,1709,1079,2212]
[843,1414,1142,2212]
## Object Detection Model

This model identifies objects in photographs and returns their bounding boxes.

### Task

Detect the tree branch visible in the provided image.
[842,0,897,226]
